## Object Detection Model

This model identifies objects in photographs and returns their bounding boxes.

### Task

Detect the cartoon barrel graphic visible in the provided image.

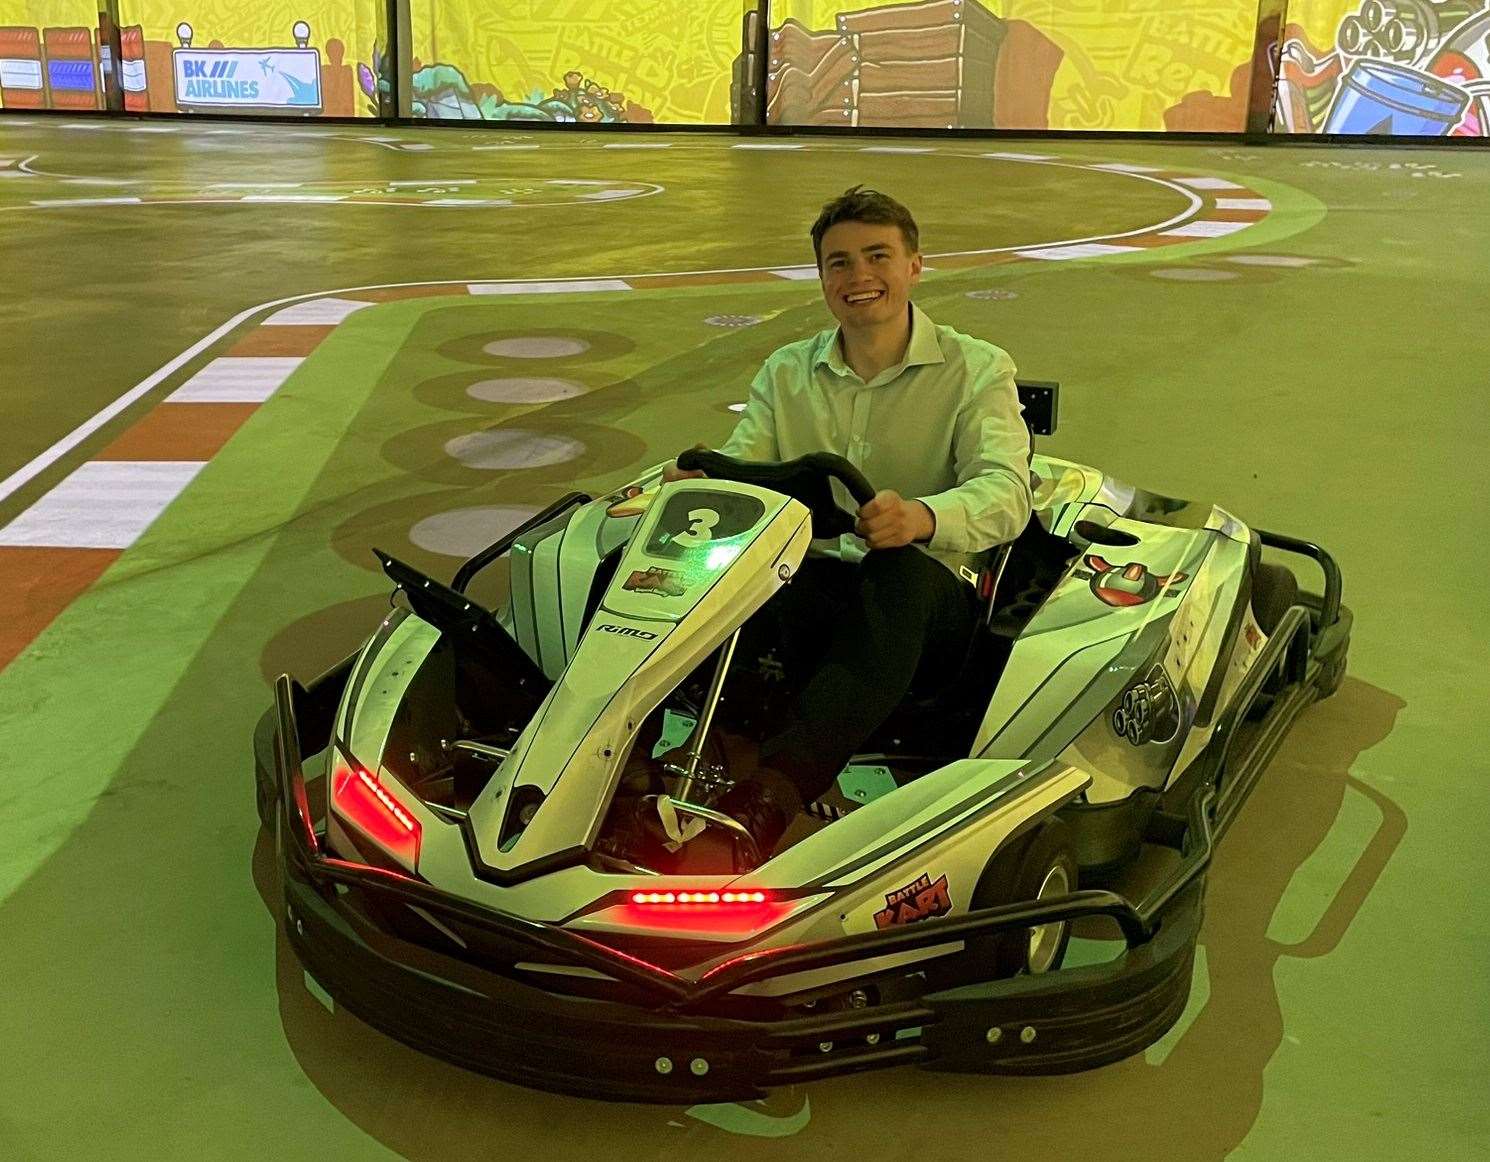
[0,25,46,109]
[120,24,148,112]
[1323,57,1469,135]
[43,26,99,109]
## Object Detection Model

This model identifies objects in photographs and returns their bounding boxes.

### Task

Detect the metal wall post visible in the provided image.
[96,0,124,112]
[389,0,413,121]
[1244,0,1292,139]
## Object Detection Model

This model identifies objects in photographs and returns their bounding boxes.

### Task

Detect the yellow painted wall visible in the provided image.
[1284,1,1361,48]
[999,0,1258,130]
[0,2,97,24]
[410,0,748,124]
[115,0,383,58]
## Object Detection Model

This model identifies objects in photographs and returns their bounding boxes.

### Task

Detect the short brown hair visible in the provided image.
[810,186,920,268]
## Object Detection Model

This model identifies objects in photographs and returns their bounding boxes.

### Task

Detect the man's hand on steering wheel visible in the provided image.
[856,490,936,550]
[663,443,709,482]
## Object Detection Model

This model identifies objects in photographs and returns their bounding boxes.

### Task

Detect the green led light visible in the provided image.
[705,544,741,570]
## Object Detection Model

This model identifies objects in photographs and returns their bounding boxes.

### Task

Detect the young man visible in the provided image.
[666,186,1033,854]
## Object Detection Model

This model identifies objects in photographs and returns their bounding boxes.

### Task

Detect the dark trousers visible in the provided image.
[738,546,980,803]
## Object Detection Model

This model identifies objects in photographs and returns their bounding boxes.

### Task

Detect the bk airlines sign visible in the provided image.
[173,49,321,110]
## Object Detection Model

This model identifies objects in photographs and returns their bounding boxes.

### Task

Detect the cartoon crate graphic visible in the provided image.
[0,26,45,109]
[120,24,149,112]
[768,0,1006,128]
[43,26,99,110]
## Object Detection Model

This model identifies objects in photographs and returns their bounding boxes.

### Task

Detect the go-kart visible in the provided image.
[254,383,1351,1102]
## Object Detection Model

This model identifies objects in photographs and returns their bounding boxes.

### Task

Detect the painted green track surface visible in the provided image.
[0,119,1486,1161]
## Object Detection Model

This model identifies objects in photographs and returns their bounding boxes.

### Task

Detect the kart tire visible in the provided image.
[256,770,276,832]
[973,818,1079,979]
[1316,645,1348,700]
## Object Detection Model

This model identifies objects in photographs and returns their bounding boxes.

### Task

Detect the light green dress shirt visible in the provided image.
[720,303,1033,580]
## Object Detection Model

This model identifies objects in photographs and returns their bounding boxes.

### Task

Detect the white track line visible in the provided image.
[468,279,633,295]
[264,297,374,325]
[31,197,143,208]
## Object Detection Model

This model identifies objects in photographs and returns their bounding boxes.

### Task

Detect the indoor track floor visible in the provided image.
[0,118,1485,1160]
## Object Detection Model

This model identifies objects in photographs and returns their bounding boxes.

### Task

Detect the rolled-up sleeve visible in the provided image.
[918,350,1032,553]
[718,363,780,462]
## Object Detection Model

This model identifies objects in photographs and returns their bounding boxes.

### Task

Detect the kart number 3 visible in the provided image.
[674,508,721,546]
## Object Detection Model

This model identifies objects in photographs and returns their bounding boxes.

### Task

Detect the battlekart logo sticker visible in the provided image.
[623,566,687,597]
[873,873,952,929]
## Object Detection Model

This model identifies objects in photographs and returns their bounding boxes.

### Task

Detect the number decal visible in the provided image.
[675,508,721,545]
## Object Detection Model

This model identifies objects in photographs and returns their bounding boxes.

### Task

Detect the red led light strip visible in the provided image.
[630,890,770,905]
[331,756,422,868]
[354,767,416,833]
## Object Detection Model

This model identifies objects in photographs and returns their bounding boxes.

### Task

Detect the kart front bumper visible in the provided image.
[280,847,1203,1102]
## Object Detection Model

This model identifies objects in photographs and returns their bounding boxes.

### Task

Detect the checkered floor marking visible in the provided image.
[468,279,634,295]
[264,298,375,325]
[0,461,206,550]
[165,357,305,403]
[1016,242,1147,260]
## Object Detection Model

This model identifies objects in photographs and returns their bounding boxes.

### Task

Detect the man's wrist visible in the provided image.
[914,500,937,543]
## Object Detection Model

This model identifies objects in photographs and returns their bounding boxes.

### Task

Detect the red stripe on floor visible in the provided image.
[350,285,470,302]
[630,271,782,289]
[93,403,260,461]
[229,325,335,356]
[0,548,121,673]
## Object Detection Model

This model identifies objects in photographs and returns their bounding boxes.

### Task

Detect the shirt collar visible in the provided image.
[815,303,945,381]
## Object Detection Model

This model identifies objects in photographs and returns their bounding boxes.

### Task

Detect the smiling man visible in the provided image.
[666,186,1033,854]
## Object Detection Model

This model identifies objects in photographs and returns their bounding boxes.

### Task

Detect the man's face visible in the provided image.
[818,219,922,332]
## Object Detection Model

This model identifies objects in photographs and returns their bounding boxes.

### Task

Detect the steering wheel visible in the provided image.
[675,449,876,539]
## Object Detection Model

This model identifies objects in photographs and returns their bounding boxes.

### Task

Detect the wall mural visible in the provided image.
[766,0,1266,131]
[110,1,385,116]
[0,1,104,109]
[407,0,747,124]
[6,0,1487,134]
[1276,0,1490,135]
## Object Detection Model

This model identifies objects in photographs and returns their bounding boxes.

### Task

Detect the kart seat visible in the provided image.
[860,515,1076,759]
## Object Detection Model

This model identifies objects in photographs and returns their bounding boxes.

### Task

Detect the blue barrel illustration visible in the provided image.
[1323,58,1469,135]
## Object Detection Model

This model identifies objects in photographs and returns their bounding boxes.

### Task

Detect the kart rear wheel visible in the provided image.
[973,818,1079,978]
[1316,642,1348,699]
[256,768,276,831]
